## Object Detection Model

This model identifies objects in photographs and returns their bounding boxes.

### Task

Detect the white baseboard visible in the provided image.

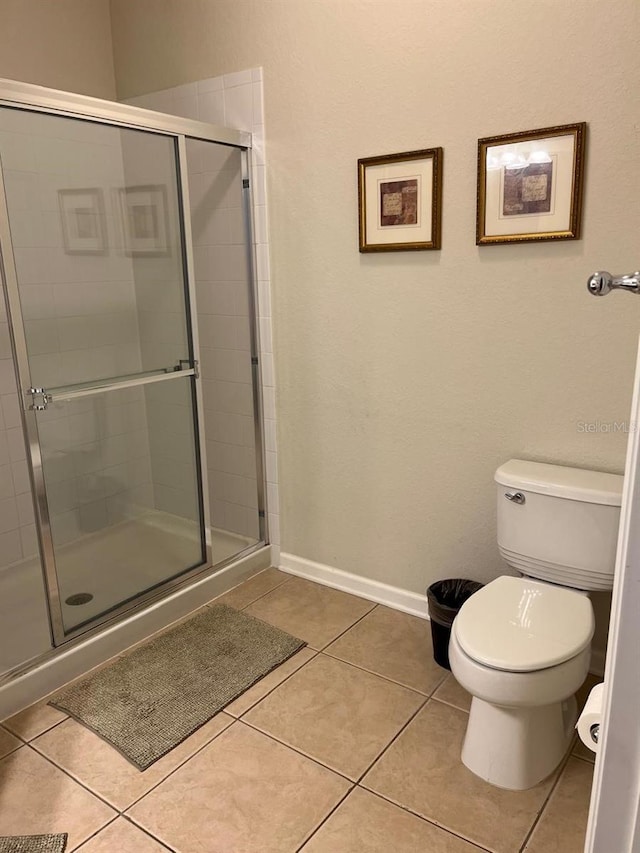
[278,552,429,619]
[278,551,607,677]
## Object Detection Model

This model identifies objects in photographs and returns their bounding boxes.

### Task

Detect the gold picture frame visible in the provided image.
[358,148,443,252]
[476,122,586,245]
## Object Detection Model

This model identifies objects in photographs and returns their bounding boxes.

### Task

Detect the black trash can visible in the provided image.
[427,578,484,670]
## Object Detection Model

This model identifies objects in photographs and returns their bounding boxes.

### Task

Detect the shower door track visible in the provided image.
[0,78,268,652]
[0,79,252,147]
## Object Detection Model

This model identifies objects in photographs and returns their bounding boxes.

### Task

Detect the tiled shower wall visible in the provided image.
[119,131,200,524]
[0,110,154,568]
[126,68,280,556]
[117,125,261,540]
[187,137,259,541]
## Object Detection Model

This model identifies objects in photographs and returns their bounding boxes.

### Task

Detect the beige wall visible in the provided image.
[110,0,640,603]
[0,0,116,99]
[0,0,631,658]
[109,0,640,601]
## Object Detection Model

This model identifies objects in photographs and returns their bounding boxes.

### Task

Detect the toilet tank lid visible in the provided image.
[495,459,623,506]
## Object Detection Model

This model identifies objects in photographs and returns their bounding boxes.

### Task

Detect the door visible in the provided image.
[0,106,207,640]
[584,273,640,852]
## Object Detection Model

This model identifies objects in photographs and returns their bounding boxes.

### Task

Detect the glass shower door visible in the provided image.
[0,107,207,637]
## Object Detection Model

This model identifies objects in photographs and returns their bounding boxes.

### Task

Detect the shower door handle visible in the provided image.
[26,387,51,411]
[24,366,197,409]
[587,270,640,296]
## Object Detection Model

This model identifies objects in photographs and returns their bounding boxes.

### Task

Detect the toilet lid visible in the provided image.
[454,576,594,672]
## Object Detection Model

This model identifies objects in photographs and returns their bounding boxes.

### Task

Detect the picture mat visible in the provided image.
[484,133,575,237]
[365,158,433,245]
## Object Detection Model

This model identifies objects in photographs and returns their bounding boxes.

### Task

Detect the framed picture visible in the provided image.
[476,122,586,245]
[58,189,107,255]
[117,184,170,256]
[358,148,443,252]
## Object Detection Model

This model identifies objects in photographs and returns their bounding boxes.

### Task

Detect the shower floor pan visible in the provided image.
[0,511,254,676]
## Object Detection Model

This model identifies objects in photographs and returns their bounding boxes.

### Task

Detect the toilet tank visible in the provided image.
[495,460,623,590]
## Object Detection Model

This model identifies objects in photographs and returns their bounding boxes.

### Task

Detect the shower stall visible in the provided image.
[0,80,269,700]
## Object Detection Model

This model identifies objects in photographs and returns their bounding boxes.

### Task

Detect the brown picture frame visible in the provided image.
[358,148,443,252]
[476,122,586,246]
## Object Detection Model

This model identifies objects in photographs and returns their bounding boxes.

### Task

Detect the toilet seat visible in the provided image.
[449,629,590,709]
[454,576,594,672]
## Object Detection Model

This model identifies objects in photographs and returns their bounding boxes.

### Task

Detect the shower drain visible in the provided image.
[65,593,94,606]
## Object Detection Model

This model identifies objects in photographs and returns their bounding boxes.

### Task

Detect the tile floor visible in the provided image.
[0,568,596,852]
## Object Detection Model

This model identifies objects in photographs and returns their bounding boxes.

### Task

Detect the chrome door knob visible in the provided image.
[587,270,640,296]
[587,271,613,296]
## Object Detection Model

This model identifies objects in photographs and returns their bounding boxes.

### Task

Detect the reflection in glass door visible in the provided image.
[0,107,207,637]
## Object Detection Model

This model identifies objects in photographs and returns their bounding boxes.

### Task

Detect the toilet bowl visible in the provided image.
[448,460,623,791]
[449,576,592,790]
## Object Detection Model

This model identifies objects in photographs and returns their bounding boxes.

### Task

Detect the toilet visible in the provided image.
[449,459,623,791]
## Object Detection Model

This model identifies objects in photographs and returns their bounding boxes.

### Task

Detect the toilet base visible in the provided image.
[461,694,578,790]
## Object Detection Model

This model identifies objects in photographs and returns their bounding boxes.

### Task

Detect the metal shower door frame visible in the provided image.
[0,79,266,648]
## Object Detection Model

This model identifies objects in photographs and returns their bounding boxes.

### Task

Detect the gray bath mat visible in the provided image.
[0,836,67,853]
[50,604,305,770]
